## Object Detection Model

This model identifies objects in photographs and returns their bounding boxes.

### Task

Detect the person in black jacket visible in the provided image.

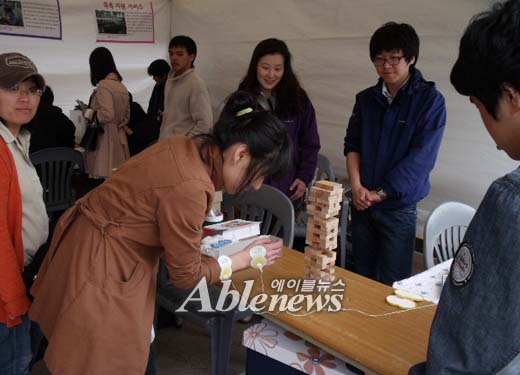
[127,93,160,156]
[27,86,75,153]
[147,59,170,125]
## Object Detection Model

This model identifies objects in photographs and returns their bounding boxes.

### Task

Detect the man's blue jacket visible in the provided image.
[344,68,446,209]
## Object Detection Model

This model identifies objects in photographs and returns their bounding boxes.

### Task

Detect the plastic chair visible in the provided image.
[337,190,352,269]
[221,184,295,248]
[423,201,476,269]
[156,184,295,375]
[316,153,335,182]
[295,154,335,238]
[30,147,84,213]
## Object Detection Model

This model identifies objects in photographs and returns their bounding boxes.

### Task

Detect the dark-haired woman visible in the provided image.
[29,91,291,375]
[236,38,320,204]
[27,86,75,154]
[84,47,131,179]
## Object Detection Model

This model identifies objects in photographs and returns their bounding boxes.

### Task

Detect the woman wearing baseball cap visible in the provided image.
[0,52,49,374]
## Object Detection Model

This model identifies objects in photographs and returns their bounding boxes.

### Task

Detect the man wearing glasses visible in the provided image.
[344,22,446,285]
[0,52,48,375]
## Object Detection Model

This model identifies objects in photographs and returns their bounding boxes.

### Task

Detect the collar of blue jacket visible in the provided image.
[371,68,436,106]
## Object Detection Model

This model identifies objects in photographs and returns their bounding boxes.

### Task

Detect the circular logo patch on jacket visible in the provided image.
[451,242,475,287]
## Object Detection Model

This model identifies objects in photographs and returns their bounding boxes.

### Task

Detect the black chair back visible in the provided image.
[30,147,84,213]
[221,184,295,248]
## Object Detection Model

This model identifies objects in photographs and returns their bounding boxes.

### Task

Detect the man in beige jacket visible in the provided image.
[159,35,213,139]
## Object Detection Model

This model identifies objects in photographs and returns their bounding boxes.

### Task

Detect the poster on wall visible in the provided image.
[0,0,62,40]
[94,0,154,43]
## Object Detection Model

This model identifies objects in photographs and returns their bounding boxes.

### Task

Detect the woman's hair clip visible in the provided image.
[236,107,253,117]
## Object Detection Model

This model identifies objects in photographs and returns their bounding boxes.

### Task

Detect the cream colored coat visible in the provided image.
[159,69,213,139]
[85,73,132,178]
[30,137,222,375]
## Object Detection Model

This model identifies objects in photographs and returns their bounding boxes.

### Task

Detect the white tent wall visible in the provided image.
[0,0,172,111]
[171,0,518,221]
[0,0,516,220]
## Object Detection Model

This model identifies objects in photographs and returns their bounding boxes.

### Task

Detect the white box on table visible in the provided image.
[204,219,261,241]
[201,234,279,258]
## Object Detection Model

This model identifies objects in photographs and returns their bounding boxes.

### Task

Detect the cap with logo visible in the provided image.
[0,52,45,91]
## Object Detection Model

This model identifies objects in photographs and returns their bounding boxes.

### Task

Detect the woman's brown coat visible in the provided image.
[30,137,222,375]
[85,73,131,178]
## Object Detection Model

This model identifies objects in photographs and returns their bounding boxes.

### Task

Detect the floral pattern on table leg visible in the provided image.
[242,321,278,355]
[296,342,337,375]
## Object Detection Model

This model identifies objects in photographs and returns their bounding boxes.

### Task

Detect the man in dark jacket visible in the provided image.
[410,1,520,373]
[344,22,446,285]
[28,86,75,153]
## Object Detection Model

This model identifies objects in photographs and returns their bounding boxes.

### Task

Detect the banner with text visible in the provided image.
[0,0,62,40]
[94,0,154,43]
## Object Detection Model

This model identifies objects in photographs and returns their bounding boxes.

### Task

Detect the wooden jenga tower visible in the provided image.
[304,180,343,281]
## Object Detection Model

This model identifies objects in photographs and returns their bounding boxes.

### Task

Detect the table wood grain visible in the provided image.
[231,247,436,375]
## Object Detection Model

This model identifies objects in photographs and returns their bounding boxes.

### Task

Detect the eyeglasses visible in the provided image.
[4,84,43,97]
[373,56,405,67]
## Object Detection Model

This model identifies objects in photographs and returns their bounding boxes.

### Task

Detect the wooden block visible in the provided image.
[305,265,336,281]
[307,201,342,214]
[308,266,335,276]
[304,257,335,271]
[307,201,341,211]
[307,207,341,220]
[307,266,335,277]
[316,198,341,207]
[318,198,342,206]
[305,235,337,249]
[304,257,324,270]
[304,246,323,258]
[305,235,338,250]
[304,248,336,261]
[321,250,337,260]
[314,180,343,192]
[308,194,343,205]
[305,235,337,250]
[305,230,337,243]
[307,205,341,215]
[309,186,343,197]
[309,187,343,201]
[307,223,339,236]
[309,186,342,196]
[306,226,338,238]
[307,205,341,217]
[307,217,339,231]
[304,250,338,271]
[305,264,334,274]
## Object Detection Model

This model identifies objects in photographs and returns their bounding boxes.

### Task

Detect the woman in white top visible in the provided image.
[0,52,48,375]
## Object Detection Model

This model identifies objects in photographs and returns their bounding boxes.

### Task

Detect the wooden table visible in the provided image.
[232,248,436,375]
